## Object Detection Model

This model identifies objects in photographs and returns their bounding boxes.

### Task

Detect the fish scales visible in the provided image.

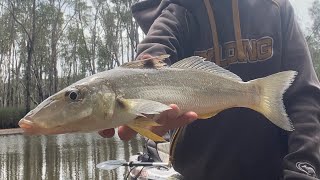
[18,56,296,139]
[106,67,254,115]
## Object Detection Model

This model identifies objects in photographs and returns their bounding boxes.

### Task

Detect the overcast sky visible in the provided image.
[290,0,314,34]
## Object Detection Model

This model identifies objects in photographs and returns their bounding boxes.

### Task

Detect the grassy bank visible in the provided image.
[0,107,26,129]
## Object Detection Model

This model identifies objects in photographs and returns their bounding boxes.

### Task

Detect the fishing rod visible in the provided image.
[96,160,169,171]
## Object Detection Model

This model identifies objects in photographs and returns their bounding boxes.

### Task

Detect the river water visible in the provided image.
[0,133,144,180]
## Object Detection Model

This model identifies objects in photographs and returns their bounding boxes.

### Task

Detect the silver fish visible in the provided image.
[19,56,297,141]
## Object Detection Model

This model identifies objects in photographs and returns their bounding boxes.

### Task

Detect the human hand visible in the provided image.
[98,104,198,141]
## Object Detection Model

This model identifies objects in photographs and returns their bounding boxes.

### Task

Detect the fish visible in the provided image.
[18,56,297,142]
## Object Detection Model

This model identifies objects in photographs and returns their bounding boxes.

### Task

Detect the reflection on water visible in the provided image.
[0,133,144,180]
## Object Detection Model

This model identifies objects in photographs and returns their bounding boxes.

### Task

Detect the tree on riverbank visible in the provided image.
[0,0,139,128]
[307,0,320,77]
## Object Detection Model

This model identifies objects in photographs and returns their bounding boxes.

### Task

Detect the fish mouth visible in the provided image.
[19,118,76,135]
[18,118,63,135]
[18,118,43,135]
[18,119,34,129]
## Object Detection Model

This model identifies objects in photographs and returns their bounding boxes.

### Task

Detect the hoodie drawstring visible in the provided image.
[204,0,246,64]
[232,0,246,60]
[203,0,221,66]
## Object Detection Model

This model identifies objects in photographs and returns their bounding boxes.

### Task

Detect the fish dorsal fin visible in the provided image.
[171,56,242,81]
[120,54,170,69]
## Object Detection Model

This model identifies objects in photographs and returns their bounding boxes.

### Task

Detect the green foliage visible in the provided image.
[0,12,16,54]
[0,107,26,129]
[307,0,320,78]
[307,38,320,77]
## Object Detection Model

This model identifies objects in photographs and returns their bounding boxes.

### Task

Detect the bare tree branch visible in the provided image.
[7,1,32,43]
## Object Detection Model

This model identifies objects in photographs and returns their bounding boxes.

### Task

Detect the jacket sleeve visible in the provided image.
[281,1,320,179]
[133,3,197,64]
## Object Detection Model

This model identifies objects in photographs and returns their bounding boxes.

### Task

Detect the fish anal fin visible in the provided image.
[127,124,166,142]
[198,110,222,119]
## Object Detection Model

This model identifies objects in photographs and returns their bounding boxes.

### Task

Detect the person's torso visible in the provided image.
[169,0,289,179]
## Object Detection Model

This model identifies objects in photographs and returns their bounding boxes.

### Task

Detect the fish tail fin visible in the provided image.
[249,71,297,131]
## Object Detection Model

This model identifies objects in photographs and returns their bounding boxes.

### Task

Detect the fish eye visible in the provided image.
[67,90,80,101]
[69,91,78,100]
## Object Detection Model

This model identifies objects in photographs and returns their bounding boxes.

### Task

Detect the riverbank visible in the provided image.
[0,128,23,135]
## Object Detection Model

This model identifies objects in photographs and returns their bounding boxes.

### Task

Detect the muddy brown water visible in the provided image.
[0,132,144,180]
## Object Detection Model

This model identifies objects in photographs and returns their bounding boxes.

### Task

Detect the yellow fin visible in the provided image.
[128,124,166,142]
[198,111,221,119]
[132,117,162,127]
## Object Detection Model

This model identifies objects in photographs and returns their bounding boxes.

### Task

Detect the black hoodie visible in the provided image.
[131,0,320,179]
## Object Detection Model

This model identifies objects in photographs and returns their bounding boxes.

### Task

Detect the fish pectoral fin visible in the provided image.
[117,98,172,117]
[120,54,170,69]
[127,124,166,142]
[128,117,164,142]
[198,110,222,119]
[132,117,162,127]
